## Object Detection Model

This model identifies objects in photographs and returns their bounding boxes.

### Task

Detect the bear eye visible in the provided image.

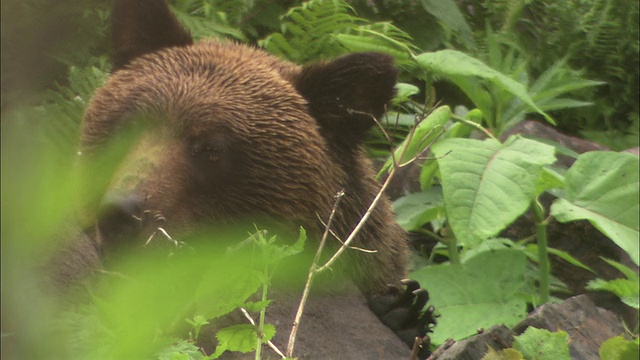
[189,134,233,167]
[191,143,220,163]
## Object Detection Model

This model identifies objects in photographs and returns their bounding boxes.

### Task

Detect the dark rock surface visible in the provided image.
[513,295,627,360]
[199,281,413,360]
[431,295,628,360]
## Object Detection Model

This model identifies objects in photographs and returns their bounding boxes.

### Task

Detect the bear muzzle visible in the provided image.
[94,192,173,257]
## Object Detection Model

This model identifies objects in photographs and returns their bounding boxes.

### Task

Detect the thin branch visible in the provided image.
[316,214,377,254]
[286,190,345,357]
[451,114,498,141]
[286,109,429,357]
[240,308,286,359]
[316,163,398,273]
[397,127,446,168]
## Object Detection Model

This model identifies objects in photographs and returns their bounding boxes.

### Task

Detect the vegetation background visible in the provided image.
[2,0,638,359]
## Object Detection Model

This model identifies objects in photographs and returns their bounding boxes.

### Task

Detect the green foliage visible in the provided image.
[395,30,637,342]
[550,151,640,265]
[473,0,640,148]
[211,324,276,358]
[36,65,108,156]
[349,0,476,52]
[415,48,553,129]
[431,136,556,247]
[599,335,640,360]
[512,327,571,360]
[378,105,451,176]
[586,258,640,310]
[157,341,210,360]
[525,245,594,275]
[411,249,527,345]
[260,0,416,64]
[415,47,602,135]
[186,315,210,342]
[170,0,247,41]
[419,0,476,51]
[5,1,638,358]
[393,186,445,232]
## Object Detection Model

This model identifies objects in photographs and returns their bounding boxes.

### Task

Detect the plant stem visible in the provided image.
[451,114,498,141]
[532,199,550,304]
[254,281,268,360]
[443,228,460,265]
[286,191,344,358]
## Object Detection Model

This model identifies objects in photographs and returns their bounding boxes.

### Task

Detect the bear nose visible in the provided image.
[96,193,145,247]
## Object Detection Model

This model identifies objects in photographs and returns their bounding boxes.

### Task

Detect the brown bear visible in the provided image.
[53,0,435,358]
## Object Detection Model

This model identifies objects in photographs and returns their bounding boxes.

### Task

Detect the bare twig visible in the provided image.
[316,214,377,254]
[286,109,431,358]
[240,308,286,359]
[316,163,398,273]
[144,226,183,248]
[286,190,345,357]
[426,338,455,360]
[451,114,498,141]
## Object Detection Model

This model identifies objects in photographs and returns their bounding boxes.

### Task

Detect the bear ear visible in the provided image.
[111,0,193,71]
[295,52,397,146]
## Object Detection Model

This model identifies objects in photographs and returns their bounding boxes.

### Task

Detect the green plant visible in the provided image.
[259,0,416,65]
[385,42,638,345]
[415,34,603,136]
[470,0,639,149]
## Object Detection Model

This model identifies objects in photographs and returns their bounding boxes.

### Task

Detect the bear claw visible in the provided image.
[368,279,437,359]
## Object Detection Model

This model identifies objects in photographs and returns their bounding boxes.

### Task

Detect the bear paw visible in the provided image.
[367,279,437,359]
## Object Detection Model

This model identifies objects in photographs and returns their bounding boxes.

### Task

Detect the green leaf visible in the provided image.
[194,269,262,320]
[157,341,208,360]
[432,136,556,246]
[242,300,272,313]
[214,323,276,356]
[599,335,640,360]
[586,278,639,309]
[550,151,639,265]
[419,0,476,50]
[600,257,640,281]
[415,50,554,125]
[392,83,420,105]
[393,187,445,231]
[419,158,440,190]
[526,244,594,273]
[513,327,571,360]
[334,27,415,63]
[378,105,451,177]
[410,249,527,345]
[536,166,565,195]
[278,227,307,259]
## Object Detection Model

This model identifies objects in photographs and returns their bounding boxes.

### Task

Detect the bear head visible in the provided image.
[79,0,408,296]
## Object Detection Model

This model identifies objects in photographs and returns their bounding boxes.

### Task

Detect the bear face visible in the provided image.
[81,0,407,293]
[72,0,434,355]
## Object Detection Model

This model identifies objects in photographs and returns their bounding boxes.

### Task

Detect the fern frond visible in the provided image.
[260,0,416,66]
[38,65,108,156]
[169,1,247,41]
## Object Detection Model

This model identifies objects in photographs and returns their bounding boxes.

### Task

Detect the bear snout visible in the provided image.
[95,192,147,252]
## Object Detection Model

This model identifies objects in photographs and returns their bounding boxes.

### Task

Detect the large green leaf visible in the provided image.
[393,186,445,231]
[415,50,554,125]
[212,323,276,358]
[550,151,639,265]
[432,136,556,246]
[513,327,571,360]
[410,249,527,345]
[378,105,451,177]
[599,336,640,360]
[419,0,476,50]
